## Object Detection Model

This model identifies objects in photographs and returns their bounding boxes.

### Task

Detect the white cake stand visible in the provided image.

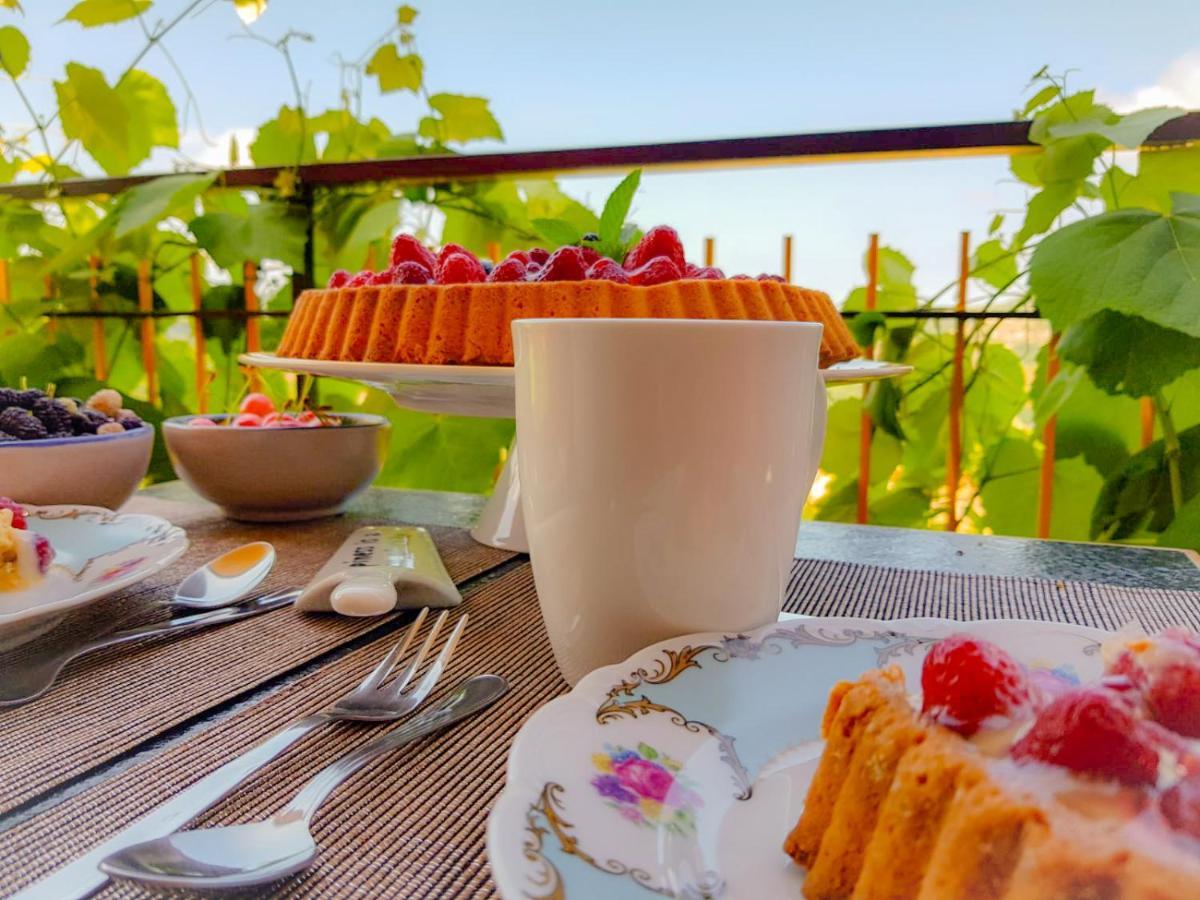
[241,353,912,552]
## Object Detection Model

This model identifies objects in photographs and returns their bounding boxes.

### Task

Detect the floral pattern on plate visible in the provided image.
[488,616,1107,899]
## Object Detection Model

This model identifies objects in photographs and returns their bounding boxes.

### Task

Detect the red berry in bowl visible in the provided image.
[527,248,550,266]
[628,256,683,287]
[533,246,589,282]
[328,269,351,288]
[488,257,527,282]
[624,226,686,272]
[586,259,630,283]
[233,413,263,428]
[0,497,27,530]
[1160,772,1200,839]
[239,393,275,419]
[298,410,321,427]
[1011,687,1160,786]
[437,253,487,285]
[920,634,1034,735]
[189,417,217,428]
[390,234,438,272]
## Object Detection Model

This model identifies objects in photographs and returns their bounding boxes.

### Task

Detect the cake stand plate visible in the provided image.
[241,353,912,552]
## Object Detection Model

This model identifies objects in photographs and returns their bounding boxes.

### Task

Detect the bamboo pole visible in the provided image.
[190,255,208,414]
[782,234,793,282]
[243,261,261,392]
[857,233,880,525]
[946,231,969,531]
[704,236,715,268]
[1037,333,1062,539]
[88,256,108,382]
[136,260,159,405]
[486,241,502,264]
[0,259,9,304]
[365,243,378,272]
[1141,397,1155,448]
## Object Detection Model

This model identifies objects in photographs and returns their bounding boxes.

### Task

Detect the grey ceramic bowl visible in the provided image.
[163,414,391,521]
[0,425,154,509]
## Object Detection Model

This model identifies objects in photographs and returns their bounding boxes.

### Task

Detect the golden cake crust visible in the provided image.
[275,280,860,368]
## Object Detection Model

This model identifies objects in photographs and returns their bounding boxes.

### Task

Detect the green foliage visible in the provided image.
[190,201,307,271]
[62,0,151,28]
[419,94,503,144]
[366,44,423,94]
[1091,425,1200,539]
[1057,311,1200,397]
[0,25,27,77]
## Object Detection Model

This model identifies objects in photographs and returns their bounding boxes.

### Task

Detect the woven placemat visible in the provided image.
[4,557,1200,898]
[0,494,514,817]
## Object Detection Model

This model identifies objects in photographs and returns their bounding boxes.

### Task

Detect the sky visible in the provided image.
[2,0,1199,301]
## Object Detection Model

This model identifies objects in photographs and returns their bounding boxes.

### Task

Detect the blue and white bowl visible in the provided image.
[0,426,154,510]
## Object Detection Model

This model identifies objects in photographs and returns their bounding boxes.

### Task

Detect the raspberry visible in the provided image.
[86,389,123,418]
[623,226,686,273]
[298,410,322,427]
[32,533,53,573]
[437,252,487,285]
[0,498,27,529]
[628,256,683,287]
[1011,687,1160,786]
[346,271,373,287]
[239,392,275,418]
[731,274,752,280]
[689,266,725,280]
[188,417,217,427]
[0,407,48,440]
[32,397,72,436]
[1160,772,1200,839]
[437,243,473,267]
[533,246,589,282]
[487,258,527,282]
[579,247,601,267]
[505,250,531,265]
[391,261,435,285]
[233,413,262,428]
[920,635,1034,735]
[585,259,629,283]
[758,274,786,283]
[527,248,550,266]
[684,263,700,276]
[368,268,399,285]
[390,234,438,272]
[327,269,351,289]
[1115,635,1200,737]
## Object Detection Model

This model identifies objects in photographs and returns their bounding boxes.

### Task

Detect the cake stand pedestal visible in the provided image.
[240,354,911,553]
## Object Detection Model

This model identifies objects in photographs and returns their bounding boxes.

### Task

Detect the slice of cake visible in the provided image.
[275,228,860,369]
[787,631,1200,898]
[0,498,53,591]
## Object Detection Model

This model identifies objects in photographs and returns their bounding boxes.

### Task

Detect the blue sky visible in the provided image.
[3,0,1199,299]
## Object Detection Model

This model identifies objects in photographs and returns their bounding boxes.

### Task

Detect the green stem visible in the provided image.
[1154,392,1185,516]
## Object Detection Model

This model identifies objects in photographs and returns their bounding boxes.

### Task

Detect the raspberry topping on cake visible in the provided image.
[920,633,1035,735]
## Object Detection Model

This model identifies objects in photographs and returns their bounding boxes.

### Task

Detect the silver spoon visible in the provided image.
[170,542,275,609]
[100,674,509,890]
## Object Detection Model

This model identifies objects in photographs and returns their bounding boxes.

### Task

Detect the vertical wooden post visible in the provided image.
[136,260,159,405]
[857,233,880,525]
[364,244,378,272]
[704,236,715,268]
[946,231,969,531]
[0,259,9,304]
[1037,333,1062,539]
[782,234,793,283]
[190,255,208,414]
[1140,397,1155,448]
[244,261,261,392]
[486,241,502,264]
[88,256,108,382]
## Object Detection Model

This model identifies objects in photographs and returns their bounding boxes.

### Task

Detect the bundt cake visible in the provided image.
[787,631,1200,899]
[275,228,859,368]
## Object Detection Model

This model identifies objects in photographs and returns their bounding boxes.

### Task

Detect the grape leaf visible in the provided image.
[418,94,502,144]
[1014,182,1076,245]
[1058,310,1200,397]
[115,68,178,153]
[190,202,306,271]
[1118,147,1200,214]
[112,172,217,238]
[1092,424,1200,539]
[55,63,131,174]
[365,44,422,94]
[1158,495,1200,551]
[397,4,417,24]
[1021,84,1060,117]
[972,239,1018,290]
[0,25,28,77]
[233,0,266,25]
[598,169,641,245]
[842,246,917,311]
[250,105,316,166]
[977,437,1103,540]
[1030,203,1200,338]
[1048,106,1185,149]
[61,0,150,27]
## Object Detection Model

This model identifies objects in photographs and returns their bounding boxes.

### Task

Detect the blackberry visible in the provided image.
[32,397,73,436]
[0,407,49,440]
[0,432,15,443]
[72,408,110,435]
[119,414,144,431]
[0,388,20,410]
[12,389,44,410]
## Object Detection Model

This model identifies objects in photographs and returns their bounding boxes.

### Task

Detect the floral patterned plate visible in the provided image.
[0,505,187,647]
[487,615,1108,899]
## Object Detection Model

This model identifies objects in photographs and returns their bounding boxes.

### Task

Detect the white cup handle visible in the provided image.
[802,376,828,502]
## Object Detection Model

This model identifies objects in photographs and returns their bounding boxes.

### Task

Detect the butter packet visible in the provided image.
[296,526,462,617]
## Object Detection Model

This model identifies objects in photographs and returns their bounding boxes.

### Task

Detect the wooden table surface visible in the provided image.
[1,482,1196,898]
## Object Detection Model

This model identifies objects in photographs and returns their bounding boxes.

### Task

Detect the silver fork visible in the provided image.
[11,607,468,900]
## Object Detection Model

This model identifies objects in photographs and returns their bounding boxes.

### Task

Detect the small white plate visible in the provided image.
[0,506,188,646]
[241,353,912,419]
[486,615,1106,899]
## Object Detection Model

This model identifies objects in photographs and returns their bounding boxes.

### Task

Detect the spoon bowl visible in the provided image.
[171,542,275,609]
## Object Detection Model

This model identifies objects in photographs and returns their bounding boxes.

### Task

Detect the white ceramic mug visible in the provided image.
[514,319,828,685]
